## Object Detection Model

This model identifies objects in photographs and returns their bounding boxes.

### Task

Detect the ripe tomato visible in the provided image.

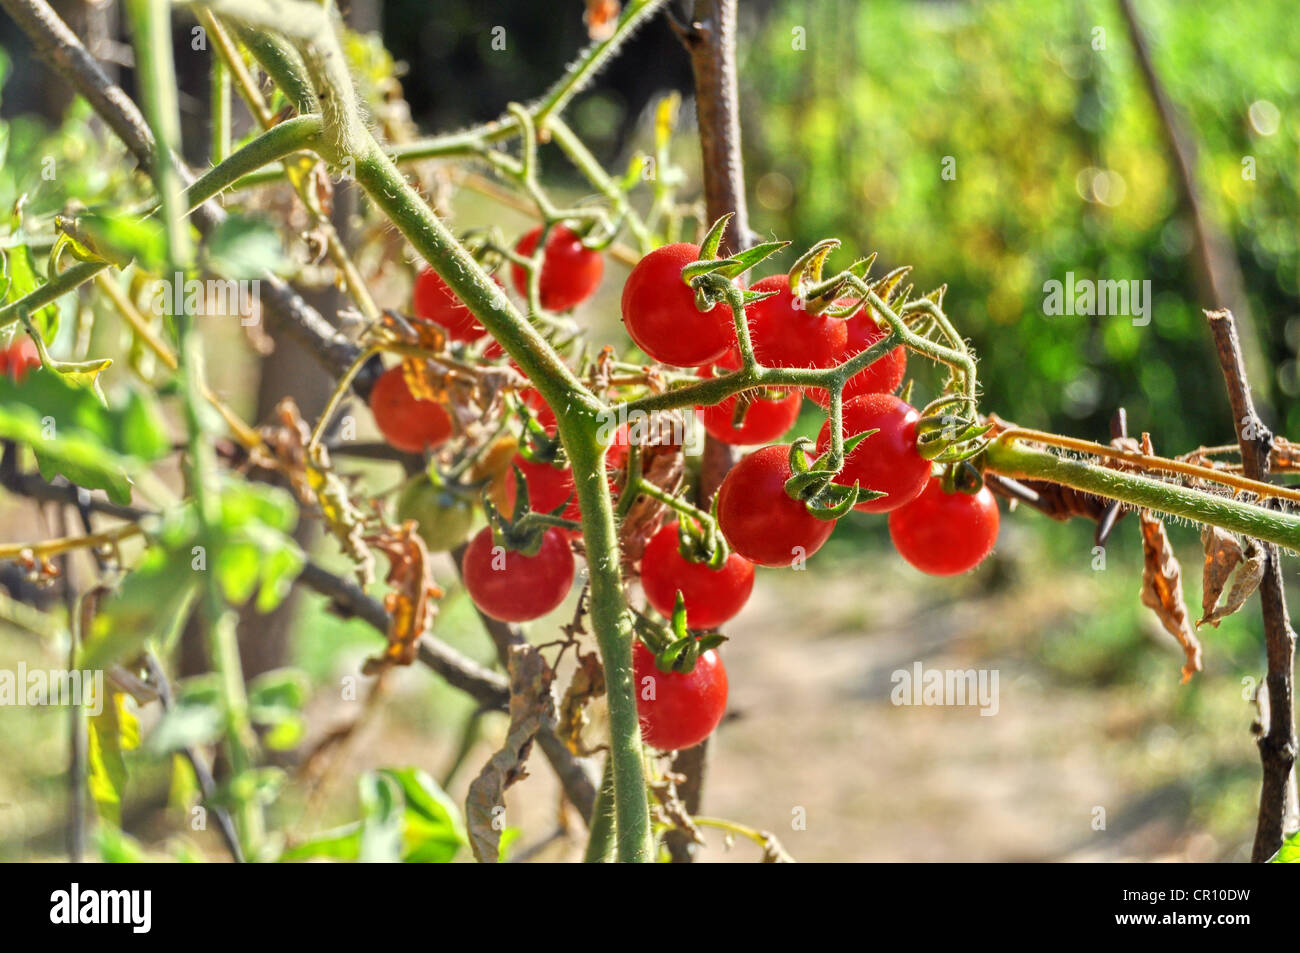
[369,365,454,454]
[745,274,847,370]
[716,444,836,567]
[696,352,802,445]
[510,225,603,311]
[640,522,755,629]
[888,479,1000,576]
[633,641,728,751]
[506,424,629,534]
[814,394,930,513]
[505,454,575,515]
[621,243,734,367]
[0,336,40,383]
[396,476,477,553]
[807,305,906,407]
[461,525,575,621]
[412,266,489,342]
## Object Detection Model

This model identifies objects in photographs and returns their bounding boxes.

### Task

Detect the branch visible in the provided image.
[669,0,753,863]
[1116,0,1263,396]
[1205,309,1297,862]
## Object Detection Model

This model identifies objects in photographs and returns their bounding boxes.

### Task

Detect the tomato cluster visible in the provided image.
[367,233,1001,754]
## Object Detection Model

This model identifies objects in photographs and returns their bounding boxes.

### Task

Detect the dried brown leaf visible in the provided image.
[466,645,556,862]
[1201,537,1265,628]
[1199,526,1244,626]
[557,647,605,757]
[1138,509,1202,682]
[361,521,443,674]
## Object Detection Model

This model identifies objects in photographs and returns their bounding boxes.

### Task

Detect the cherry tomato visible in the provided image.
[621,242,734,367]
[510,225,603,311]
[640,522,755,630]
[716,444,836,567]
[888,479,1000,576]
[412,266,489,342]
[633,641,728,751]
[814,394,930,513]
[696,352,802,445]
[0,336,40,383]
[396,476,477,553]
[369,365,454,454]
[461,526,575,622]
[745,274,847,370]
[505,424,629,535]
[807,305,906,407]
[505,454,575,516]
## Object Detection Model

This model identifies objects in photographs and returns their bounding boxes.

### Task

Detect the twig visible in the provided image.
[663,0,754,864]
[1117,0,1262,396]
[143,653,245,862]
[1205,309,1297,862]
[295,561,509,710]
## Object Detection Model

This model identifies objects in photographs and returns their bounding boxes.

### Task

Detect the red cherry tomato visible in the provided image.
[640,522,755,630]
[745,274,847,370]
[369,365,454,454]
[716,444,836,567]
[510,225,603,311]
[888,479,1000,575]
[814,394,930,514]
[0,337,40,383]
[461,526,575,621]
[633,641,728,751]
[412,266,489,342]
[505,454,575,515]
[621,242,734,367]
[808,305,906,407]
[506,424,629,535]
[696,352,802,445]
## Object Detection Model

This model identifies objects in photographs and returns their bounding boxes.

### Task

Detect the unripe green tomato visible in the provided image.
[395,477,477,552]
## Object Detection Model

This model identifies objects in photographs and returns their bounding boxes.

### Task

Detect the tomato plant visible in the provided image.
[1,0,1294,872]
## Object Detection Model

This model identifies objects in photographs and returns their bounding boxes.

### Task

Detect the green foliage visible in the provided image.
[78,478,306,672]
[1269,828,1300,862]
[281,768,467,863]
[0,369,169,504]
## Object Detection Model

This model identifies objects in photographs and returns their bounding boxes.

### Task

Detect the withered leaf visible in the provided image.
[466,645,556,862]
[1138,509,1202,683]
[1201,536,1264,628]
[362,521,443,674]
[1199,526,1243,623]
[557,647,605,757]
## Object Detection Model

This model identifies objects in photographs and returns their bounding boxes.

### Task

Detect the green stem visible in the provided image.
[0,260,105,329]
[984,437,1300,550]
[582,756,616,863]
[184,114,323,212]
[210,45,231,164]
[127,0,260,858]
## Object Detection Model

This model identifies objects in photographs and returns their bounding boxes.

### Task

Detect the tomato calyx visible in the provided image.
[673,513,730,571]
[782,434,885,520]
[681,213,789,311]
[634,594,727,675]
[482,456,578,557]
[914,394,995,463]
